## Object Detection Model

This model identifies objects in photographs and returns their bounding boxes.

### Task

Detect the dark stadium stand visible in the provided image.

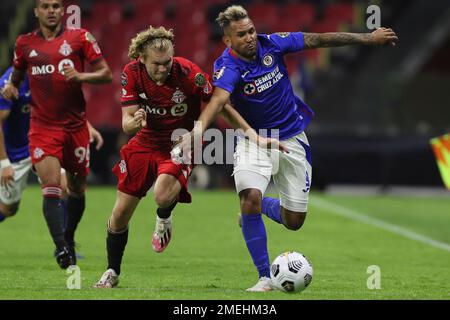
[1,0,448,188]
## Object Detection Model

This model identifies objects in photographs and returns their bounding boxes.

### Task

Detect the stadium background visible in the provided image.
[0,0,449,190]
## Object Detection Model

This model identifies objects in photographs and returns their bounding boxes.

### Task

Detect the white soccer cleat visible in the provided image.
[152,215,173,253]
[94,269,119,288]
[246,276,273,292]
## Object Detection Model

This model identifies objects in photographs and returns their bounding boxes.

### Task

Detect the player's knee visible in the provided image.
[67,180,87,196]
[41,177,60,187]
[153,191,176,209]
[239,189,262,213]
[66,187,85,198]
[282,211,307,231]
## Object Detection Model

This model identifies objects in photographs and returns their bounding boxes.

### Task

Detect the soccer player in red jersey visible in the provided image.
[94,26,252,288]
[1,0,112,269]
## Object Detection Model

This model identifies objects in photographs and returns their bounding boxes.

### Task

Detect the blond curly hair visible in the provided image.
[128,26,174,59]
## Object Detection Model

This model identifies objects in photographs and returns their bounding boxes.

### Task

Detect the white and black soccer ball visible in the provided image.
[270,251,313,293]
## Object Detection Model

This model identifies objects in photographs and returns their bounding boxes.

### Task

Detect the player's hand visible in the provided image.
[0,165,14,189]
[257,136,289,153]
[370,28,398,47]
[171,132,195,164]
[0,82,19,100]
[133,108,147,128]
[62,66,83,82]
[88,125,104,150]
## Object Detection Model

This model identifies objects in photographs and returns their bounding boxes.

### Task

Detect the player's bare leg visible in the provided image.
[0,202,20,222]
[151,174,180,253]
[35,156,73,268]
[64,172,87,264]
[239,188,273,292]
[94,191,139,288]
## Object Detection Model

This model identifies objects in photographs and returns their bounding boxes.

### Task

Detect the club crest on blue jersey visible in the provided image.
[244,83,256,95]
[262,54,274,67]
[275,32,290,38]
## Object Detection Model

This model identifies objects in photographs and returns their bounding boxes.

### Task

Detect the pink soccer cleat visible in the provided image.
[151,215,173,253]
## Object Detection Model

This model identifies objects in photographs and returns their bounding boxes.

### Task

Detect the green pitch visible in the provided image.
[0,186,449,299]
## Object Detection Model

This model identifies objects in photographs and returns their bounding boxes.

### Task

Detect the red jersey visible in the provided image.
[121,57,212,151]
[13,27,104,130]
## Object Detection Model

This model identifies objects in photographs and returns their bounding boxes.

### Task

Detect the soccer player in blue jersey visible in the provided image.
[175,5,398,291]
[0,67,104,224]
[0,67,32,222]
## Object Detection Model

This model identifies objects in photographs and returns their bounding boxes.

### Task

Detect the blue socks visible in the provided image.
[0,212,5,223]
[261,197,282,224]
[241,213,270,278]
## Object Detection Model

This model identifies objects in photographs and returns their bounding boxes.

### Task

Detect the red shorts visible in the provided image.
[112,139,193,202]
[29,122,90,176]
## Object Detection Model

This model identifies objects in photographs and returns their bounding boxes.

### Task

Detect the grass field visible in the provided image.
[0,186,449,300]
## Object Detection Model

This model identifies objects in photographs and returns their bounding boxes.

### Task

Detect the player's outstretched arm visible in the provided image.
[63,59,112,84]
[220,103,251,131]
[173,87,230,157]
[220,104,289,153]
[303,28,398,49]
[194,87,231,136]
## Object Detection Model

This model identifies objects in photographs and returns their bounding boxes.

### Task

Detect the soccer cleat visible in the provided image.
[55,247,76,269]
[246,277,273,292]
[54,243,83,262]
[94,269,119,288]
[151,215,172,253]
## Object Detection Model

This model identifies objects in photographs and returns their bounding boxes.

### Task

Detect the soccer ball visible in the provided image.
[270,251,313,293]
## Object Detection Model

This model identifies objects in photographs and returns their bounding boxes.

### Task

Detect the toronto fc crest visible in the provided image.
[59,40,73,57]
[171,88,186,104]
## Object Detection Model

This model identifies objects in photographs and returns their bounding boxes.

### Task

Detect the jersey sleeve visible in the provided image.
[12,36,27,71]
[120,64,140,107]
[188,63,213,102]
[268,32,305,54]
[212,61,240,94]
[80,29,104,64]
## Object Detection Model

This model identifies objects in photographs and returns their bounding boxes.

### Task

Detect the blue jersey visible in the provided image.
[213,32,314,139]
[0,67,31,162]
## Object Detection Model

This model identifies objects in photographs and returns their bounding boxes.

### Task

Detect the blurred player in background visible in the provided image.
[0,68,32,222]
[94,26,259,288]
[0,67,104,224]
[175,5,398,291]
[1,0,112,269]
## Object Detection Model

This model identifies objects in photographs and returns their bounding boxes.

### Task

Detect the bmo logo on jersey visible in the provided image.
[31,59,75,75]
[143,104,188,117]
[32,64,55,75]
